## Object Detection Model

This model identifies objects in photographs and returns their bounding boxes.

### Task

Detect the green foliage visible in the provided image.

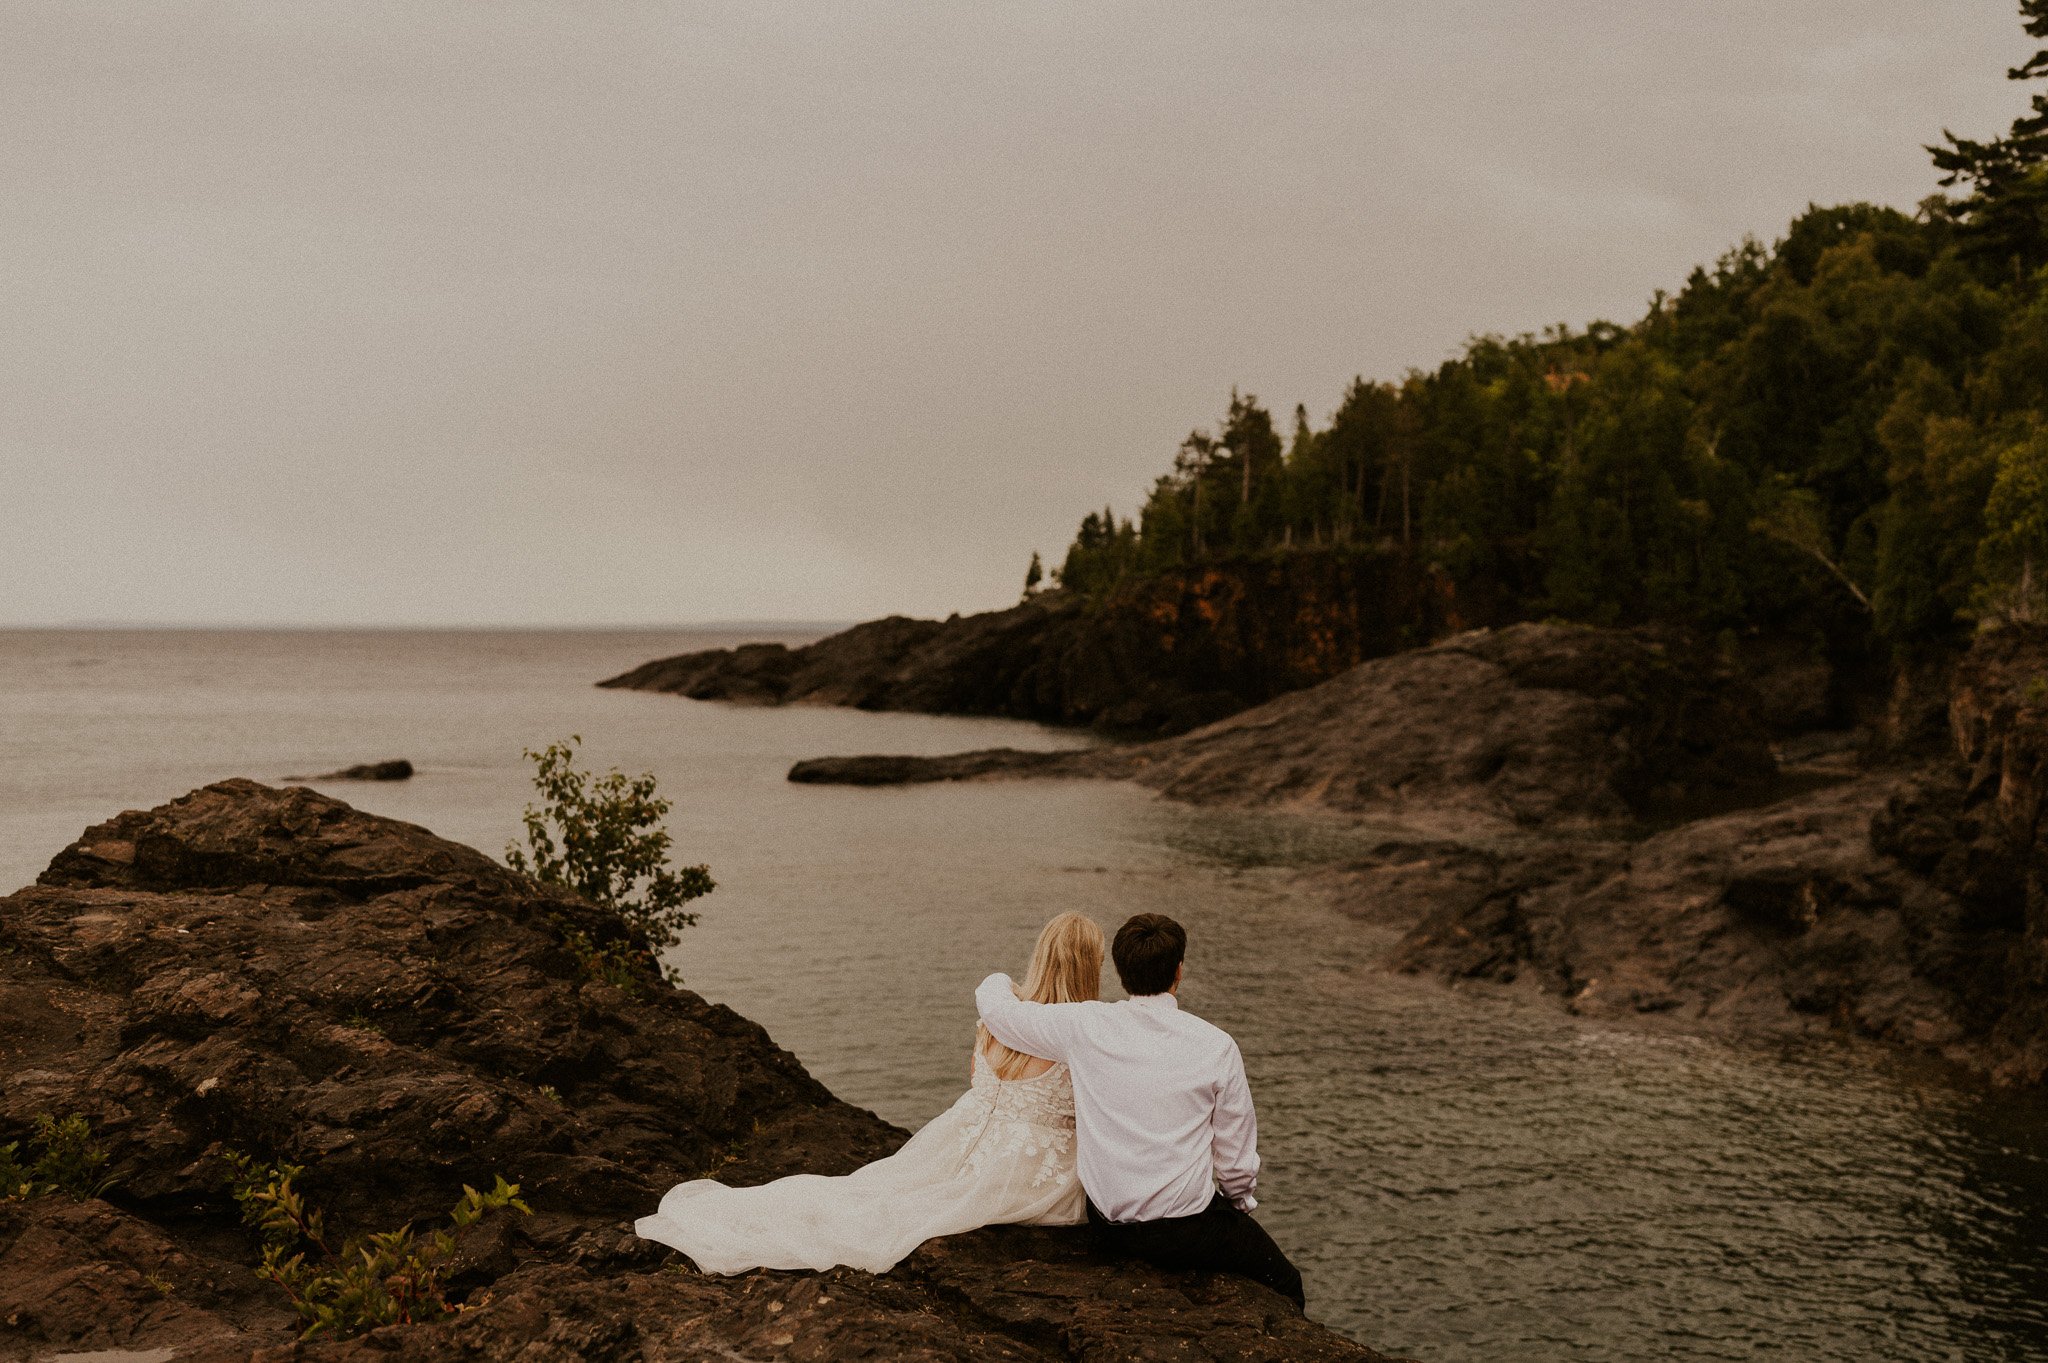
[1050,7,2048,657]
[1976,421,2048,621]
[554,919,648,995]
[223,1151,530,1340]
[1,1114,116,1200]
[506,736,715,978]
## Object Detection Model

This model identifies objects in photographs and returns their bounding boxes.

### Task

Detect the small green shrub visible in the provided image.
[0,1114,116,1200]
[506,736,715,984]
[553,919,649,996]
[223,1152,530,1340]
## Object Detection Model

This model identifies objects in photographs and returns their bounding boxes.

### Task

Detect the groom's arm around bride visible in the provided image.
[976,913,1306,1311]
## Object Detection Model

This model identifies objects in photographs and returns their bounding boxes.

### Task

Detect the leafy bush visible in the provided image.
[223,1152,530,1339]
[505,737,714,985]
[553,919,648,993]
[0,1113,116,1200]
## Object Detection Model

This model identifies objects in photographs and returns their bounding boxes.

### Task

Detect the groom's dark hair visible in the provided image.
[1112,914,1186,996]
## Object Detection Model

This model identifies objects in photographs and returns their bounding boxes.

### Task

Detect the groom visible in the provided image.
[976,913,1305,1310]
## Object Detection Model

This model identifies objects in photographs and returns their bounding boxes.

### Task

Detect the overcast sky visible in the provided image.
[0,1,2032,627]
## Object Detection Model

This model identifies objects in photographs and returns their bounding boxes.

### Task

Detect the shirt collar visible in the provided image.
[1126,992,1180,1011]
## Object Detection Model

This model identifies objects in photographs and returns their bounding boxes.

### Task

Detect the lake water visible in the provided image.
[3,628,2046,1362]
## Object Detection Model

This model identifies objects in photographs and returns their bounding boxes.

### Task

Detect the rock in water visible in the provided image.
[293,758,415,781]
[0,780,1399,1362]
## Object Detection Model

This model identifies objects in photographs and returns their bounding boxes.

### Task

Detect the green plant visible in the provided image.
[553,919,649,995]
[342,1011,384,1035]
[506,736,715,981]
[223,1152,530,1340]
[536,1085,563,1106]
[0,1114,116,1200]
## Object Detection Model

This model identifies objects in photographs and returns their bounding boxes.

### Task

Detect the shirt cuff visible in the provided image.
[1233,1193,1258,1212]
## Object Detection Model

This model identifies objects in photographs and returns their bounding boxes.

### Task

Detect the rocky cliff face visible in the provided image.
[1857,624,2048,1083]
[603,551,1470,736]
[0,781,1394,1362]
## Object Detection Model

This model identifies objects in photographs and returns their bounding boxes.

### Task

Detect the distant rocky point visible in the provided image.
[0,780,1395,1362]
[602,553,1468,737]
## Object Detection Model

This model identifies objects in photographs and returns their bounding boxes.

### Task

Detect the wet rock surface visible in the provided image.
[0,781,1394,1362]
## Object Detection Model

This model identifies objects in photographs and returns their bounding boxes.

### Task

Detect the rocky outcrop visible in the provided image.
[789,623,1779,830]
[1371,626,2048,1083]
[291,760,415,781]
[603,551,1472,736]
[790,748,1102,787]
[1381,776,1967,1046]
[0,781,1392,1362]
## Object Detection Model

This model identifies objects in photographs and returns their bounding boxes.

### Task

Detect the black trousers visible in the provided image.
[1086,1193,1305,1311]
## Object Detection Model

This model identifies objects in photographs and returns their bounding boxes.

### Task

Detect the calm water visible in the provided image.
[3,628,2046,1362]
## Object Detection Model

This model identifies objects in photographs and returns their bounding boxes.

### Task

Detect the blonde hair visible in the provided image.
[978,912,1105,1080]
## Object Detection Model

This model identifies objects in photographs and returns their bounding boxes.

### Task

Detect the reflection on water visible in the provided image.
[3,629,2046,1362]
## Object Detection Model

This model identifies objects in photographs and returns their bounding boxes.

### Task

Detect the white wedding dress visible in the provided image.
[634,1052,1085,1274]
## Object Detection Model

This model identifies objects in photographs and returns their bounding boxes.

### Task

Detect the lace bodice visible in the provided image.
[953,1054,1076,1188]
[964,1053,1076,1129]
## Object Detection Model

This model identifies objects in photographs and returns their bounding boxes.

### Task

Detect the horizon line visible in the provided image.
[0,619,861,634]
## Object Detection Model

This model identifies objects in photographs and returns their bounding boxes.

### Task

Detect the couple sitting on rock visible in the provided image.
[635,911,1305,1311]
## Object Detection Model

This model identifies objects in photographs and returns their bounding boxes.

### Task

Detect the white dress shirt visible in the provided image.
[974,973,1261,1222]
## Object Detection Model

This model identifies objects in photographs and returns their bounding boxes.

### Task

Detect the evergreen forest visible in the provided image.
[1052,3,2048,660]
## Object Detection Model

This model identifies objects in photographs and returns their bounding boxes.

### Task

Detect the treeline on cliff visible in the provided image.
[1056,3,2048,659]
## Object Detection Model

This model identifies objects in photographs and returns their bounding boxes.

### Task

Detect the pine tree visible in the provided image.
[1023,551,1044,597]
[1929,1,2048,276]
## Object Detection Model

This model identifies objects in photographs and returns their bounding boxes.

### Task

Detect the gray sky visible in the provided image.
[0,1,2030,626]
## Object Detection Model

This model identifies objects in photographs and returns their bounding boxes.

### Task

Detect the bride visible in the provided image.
[635,911,1105,1274]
